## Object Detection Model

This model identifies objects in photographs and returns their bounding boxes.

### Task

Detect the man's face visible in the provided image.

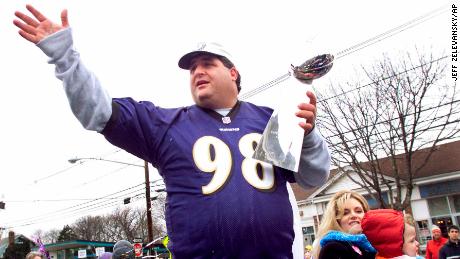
[189,55,238,109]
[448,228,459,242]
[432,229,442,240]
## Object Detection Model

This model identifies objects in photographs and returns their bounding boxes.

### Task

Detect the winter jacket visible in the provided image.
[319,241,376,259]
[438,239,460,259]
[426,237,448,259]
[376,255,417,259]
[318,231,376,259]
[361,209,405,258]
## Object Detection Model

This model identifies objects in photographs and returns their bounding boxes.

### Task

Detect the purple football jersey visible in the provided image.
[102,98,296,258]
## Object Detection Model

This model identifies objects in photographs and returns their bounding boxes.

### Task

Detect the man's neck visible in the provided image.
[214,108,231,116]
[199,99,238,110]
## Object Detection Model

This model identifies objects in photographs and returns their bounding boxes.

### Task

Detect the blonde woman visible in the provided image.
[313,190,376,259]
[26,251,44,259]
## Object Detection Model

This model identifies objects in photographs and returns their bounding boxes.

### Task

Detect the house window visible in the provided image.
[302,226,315,245]
[416,220,431,246]
[451,194,460,213]
[428,197,449,216]
[419,179,460,198]
[364,192,389,209]
[427,195,460,238]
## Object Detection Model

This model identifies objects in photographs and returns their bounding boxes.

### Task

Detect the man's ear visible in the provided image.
[230,67,238,81]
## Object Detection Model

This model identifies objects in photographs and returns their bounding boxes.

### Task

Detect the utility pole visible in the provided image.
[68,157,156,243]
[144,161,153,243]
[0,201,5,238]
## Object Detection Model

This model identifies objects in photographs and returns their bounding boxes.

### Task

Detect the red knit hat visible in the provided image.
[361,209,404,258]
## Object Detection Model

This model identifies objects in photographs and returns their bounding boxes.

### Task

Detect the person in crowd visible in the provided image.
[313,190,376,259]
[304,245,312,259]
[112,240,134,259]
[98,251,113,259]
[13,4,331,258]
[25,251,44,259]
[426,225,447,259]
[438,225,460,259]
[416,246,425,259]
[361,209,420,259]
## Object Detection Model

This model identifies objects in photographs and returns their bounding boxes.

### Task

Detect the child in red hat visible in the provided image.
[361,209,420,259]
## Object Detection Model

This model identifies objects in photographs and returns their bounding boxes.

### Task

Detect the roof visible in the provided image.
[44,240,115,252]
[359,140,460,179]
[0,234,35,257]
[290,168,341,201]
[291,140,460,201]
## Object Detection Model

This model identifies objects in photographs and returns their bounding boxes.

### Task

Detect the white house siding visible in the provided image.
[325,172,362,195]
[411,185,422,200]
[410,198,430,221]
[299,205,318,225]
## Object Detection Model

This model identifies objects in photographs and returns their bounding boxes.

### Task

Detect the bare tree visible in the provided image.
[43,229,61,244]
[31,229,58,244]
[31,229,43,242]
[72,215,105,241]
[68,203,167,242]
[316,50,459,211]
[150,193,167,239]
[32,194,167,243]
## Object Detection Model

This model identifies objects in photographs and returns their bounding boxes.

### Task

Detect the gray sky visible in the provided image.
[0,0,453,238]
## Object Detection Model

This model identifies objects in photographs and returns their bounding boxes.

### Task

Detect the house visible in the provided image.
[40,240,115,259]
[38,239,168,259]
[292,140,460,251]
[0,231,36,259]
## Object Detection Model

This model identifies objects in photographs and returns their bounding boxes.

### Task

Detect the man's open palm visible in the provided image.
[14,4,69,44]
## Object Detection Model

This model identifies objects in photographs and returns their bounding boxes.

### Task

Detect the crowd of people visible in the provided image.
[23,199,460,259]
[12,4,460,259]
[300,190,460,259]
[24,239,135,259]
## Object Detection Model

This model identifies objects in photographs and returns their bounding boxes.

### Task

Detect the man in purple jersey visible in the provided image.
[14,5,331,259]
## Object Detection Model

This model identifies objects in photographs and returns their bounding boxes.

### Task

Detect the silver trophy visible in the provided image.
[253,54,334,172]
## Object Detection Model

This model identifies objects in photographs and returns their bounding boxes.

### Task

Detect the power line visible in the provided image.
[43,162,141,200]
[335,4,449,59]
[325,119,460,154]
[239,4,449,100]
[12,190,151,229]
[7,189,148,229]
[31,148,126,185]
[6,180,166,229]
[6,163,161,229]
[319,99,460,140]
[317,55,449,103]
[239,72,291,100]
[65,164,132,190]
[5,191,143,229]
[4,182,145,227]
[10,200,124,228]
[241,54,449,113]
[31,164,80,184]
[322,106,460,144]
[3,198,123,203]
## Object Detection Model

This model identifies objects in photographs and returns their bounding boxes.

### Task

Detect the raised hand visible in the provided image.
[296,91,317,135]
[14,4,69,44]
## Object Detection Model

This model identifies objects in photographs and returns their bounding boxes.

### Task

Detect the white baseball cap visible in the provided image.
[178,42,233,69]
[432,225,441,232]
